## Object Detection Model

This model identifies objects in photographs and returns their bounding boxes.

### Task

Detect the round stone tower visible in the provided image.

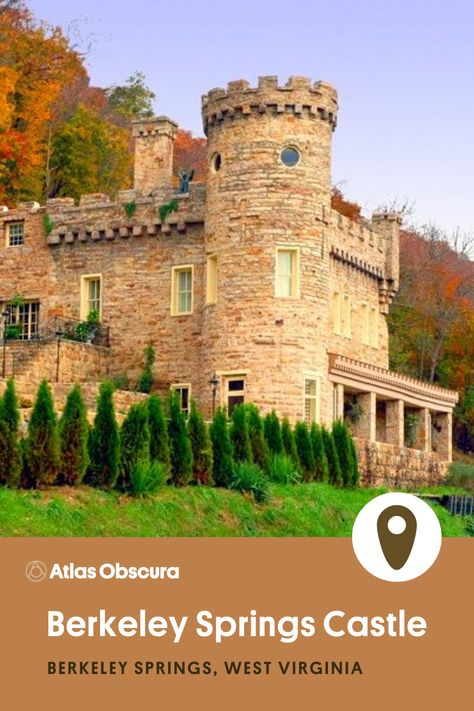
[200,76,338,421]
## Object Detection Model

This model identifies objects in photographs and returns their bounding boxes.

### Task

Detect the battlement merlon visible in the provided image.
[132,116,178,195]
[201,76,338,136]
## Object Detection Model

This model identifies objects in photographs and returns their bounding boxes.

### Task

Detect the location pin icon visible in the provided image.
[377,505,417,570]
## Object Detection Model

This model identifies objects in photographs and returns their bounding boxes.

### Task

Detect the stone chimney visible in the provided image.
[132,116,178,194]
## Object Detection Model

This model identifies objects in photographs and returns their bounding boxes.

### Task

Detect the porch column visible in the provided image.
[435,412,453,462]
[413,408,431,452]
[354,392,376,442]
[386,399,404,446]
[334,383,344,420]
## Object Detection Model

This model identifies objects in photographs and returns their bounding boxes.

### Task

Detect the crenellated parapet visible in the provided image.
[327,208,401,311]
[202,75,338,136]
[11,186,206,247]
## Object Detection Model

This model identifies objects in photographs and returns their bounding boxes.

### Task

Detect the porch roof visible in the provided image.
[328,353,459,413]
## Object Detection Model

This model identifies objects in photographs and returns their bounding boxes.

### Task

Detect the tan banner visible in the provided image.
[1,538,472,709]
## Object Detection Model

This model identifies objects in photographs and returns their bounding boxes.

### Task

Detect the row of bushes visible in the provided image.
[0,380,359,500]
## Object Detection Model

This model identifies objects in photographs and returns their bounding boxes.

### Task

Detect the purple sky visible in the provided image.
[29,0,474,236]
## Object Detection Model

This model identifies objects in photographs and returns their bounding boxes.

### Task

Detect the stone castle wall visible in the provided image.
[0,76,425,431]
[355,438,447,488]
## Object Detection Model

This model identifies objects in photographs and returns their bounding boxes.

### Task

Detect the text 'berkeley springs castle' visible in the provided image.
[0,76,458,485]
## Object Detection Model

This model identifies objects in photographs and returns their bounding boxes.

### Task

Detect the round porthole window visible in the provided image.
[211,153,222,172]
[280,147,300,167]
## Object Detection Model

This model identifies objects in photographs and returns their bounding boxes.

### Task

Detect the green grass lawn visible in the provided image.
[0,483,471,537]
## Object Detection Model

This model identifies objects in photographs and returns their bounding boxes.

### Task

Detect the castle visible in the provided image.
[0,75,458,485]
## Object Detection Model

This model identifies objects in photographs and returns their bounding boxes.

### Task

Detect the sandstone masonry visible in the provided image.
[0,75,458,485]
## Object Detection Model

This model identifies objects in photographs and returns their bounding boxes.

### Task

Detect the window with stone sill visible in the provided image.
[3,300,40,340]
[225,377,246,416]
[6,221,25,247]
[171,265,194,315]
[80,275,102,320]
[304,377,320,425]
[275,247,299,298]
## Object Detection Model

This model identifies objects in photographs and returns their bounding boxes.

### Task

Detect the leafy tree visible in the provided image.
[246,404,269,472]
[0,4,87,204]
[294,421,315,481]
[230,403,252,463]
[321,426,342,486]
[48,104,130,201]
[264,411,283,455]
[0,379,21,486]
[173,129,207,184]
[188,400,213,484]
[106,71,155,121]
[26,379,60,486]
[87,382,120,489]
[58,384,89,485]
[147,395,170,471]
[310,422,329,482]
[118,403,150,492]
[209,407,234,487]
[281,417,300,470]
[167,392,193,486]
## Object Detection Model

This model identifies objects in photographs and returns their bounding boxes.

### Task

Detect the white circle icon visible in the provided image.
[352,493,442,582]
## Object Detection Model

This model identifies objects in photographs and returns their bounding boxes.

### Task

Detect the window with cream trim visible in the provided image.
[275,247,299,298]
[80,275,102,320]
[6,221,24,247]
[171,265,194,315]
[303,377,320,424]
[206,255,217,304]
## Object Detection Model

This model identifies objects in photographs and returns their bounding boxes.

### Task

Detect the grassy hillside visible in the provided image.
[0,484,470,537]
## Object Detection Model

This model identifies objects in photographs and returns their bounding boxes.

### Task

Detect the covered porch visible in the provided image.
[329,354,459,486]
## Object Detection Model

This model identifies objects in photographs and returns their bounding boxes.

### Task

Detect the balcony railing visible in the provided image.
[3,316,110,348]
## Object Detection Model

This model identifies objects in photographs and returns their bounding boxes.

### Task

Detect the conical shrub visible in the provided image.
[188,400,213,484]
[26,379,60,486]
[246,404,269,472]
[167,391,193,486]
[332,419,354,487]
[310,422,329,482]
[118,403,150,492]
[0,379,22,487]
[264,410,283,454]
[87,381,120,489]
[281,417,300,470]
[147,394,171,472]
[322,426,342,486]
[58,384,89,486]
[230,403,252,463]
[210,407,234,487]
[294,421,316,481]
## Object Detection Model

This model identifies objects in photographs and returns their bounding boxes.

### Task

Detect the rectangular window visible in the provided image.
[369,306,379,347]
[304,378,320,425]
[171,266,193,315]
[225,376,245,416]
[206,255,217,305]
[6,222,24,247]
[4,300,40,340]
[171,384,191,416]
[80,275,102,320]
[275,247,299,298]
